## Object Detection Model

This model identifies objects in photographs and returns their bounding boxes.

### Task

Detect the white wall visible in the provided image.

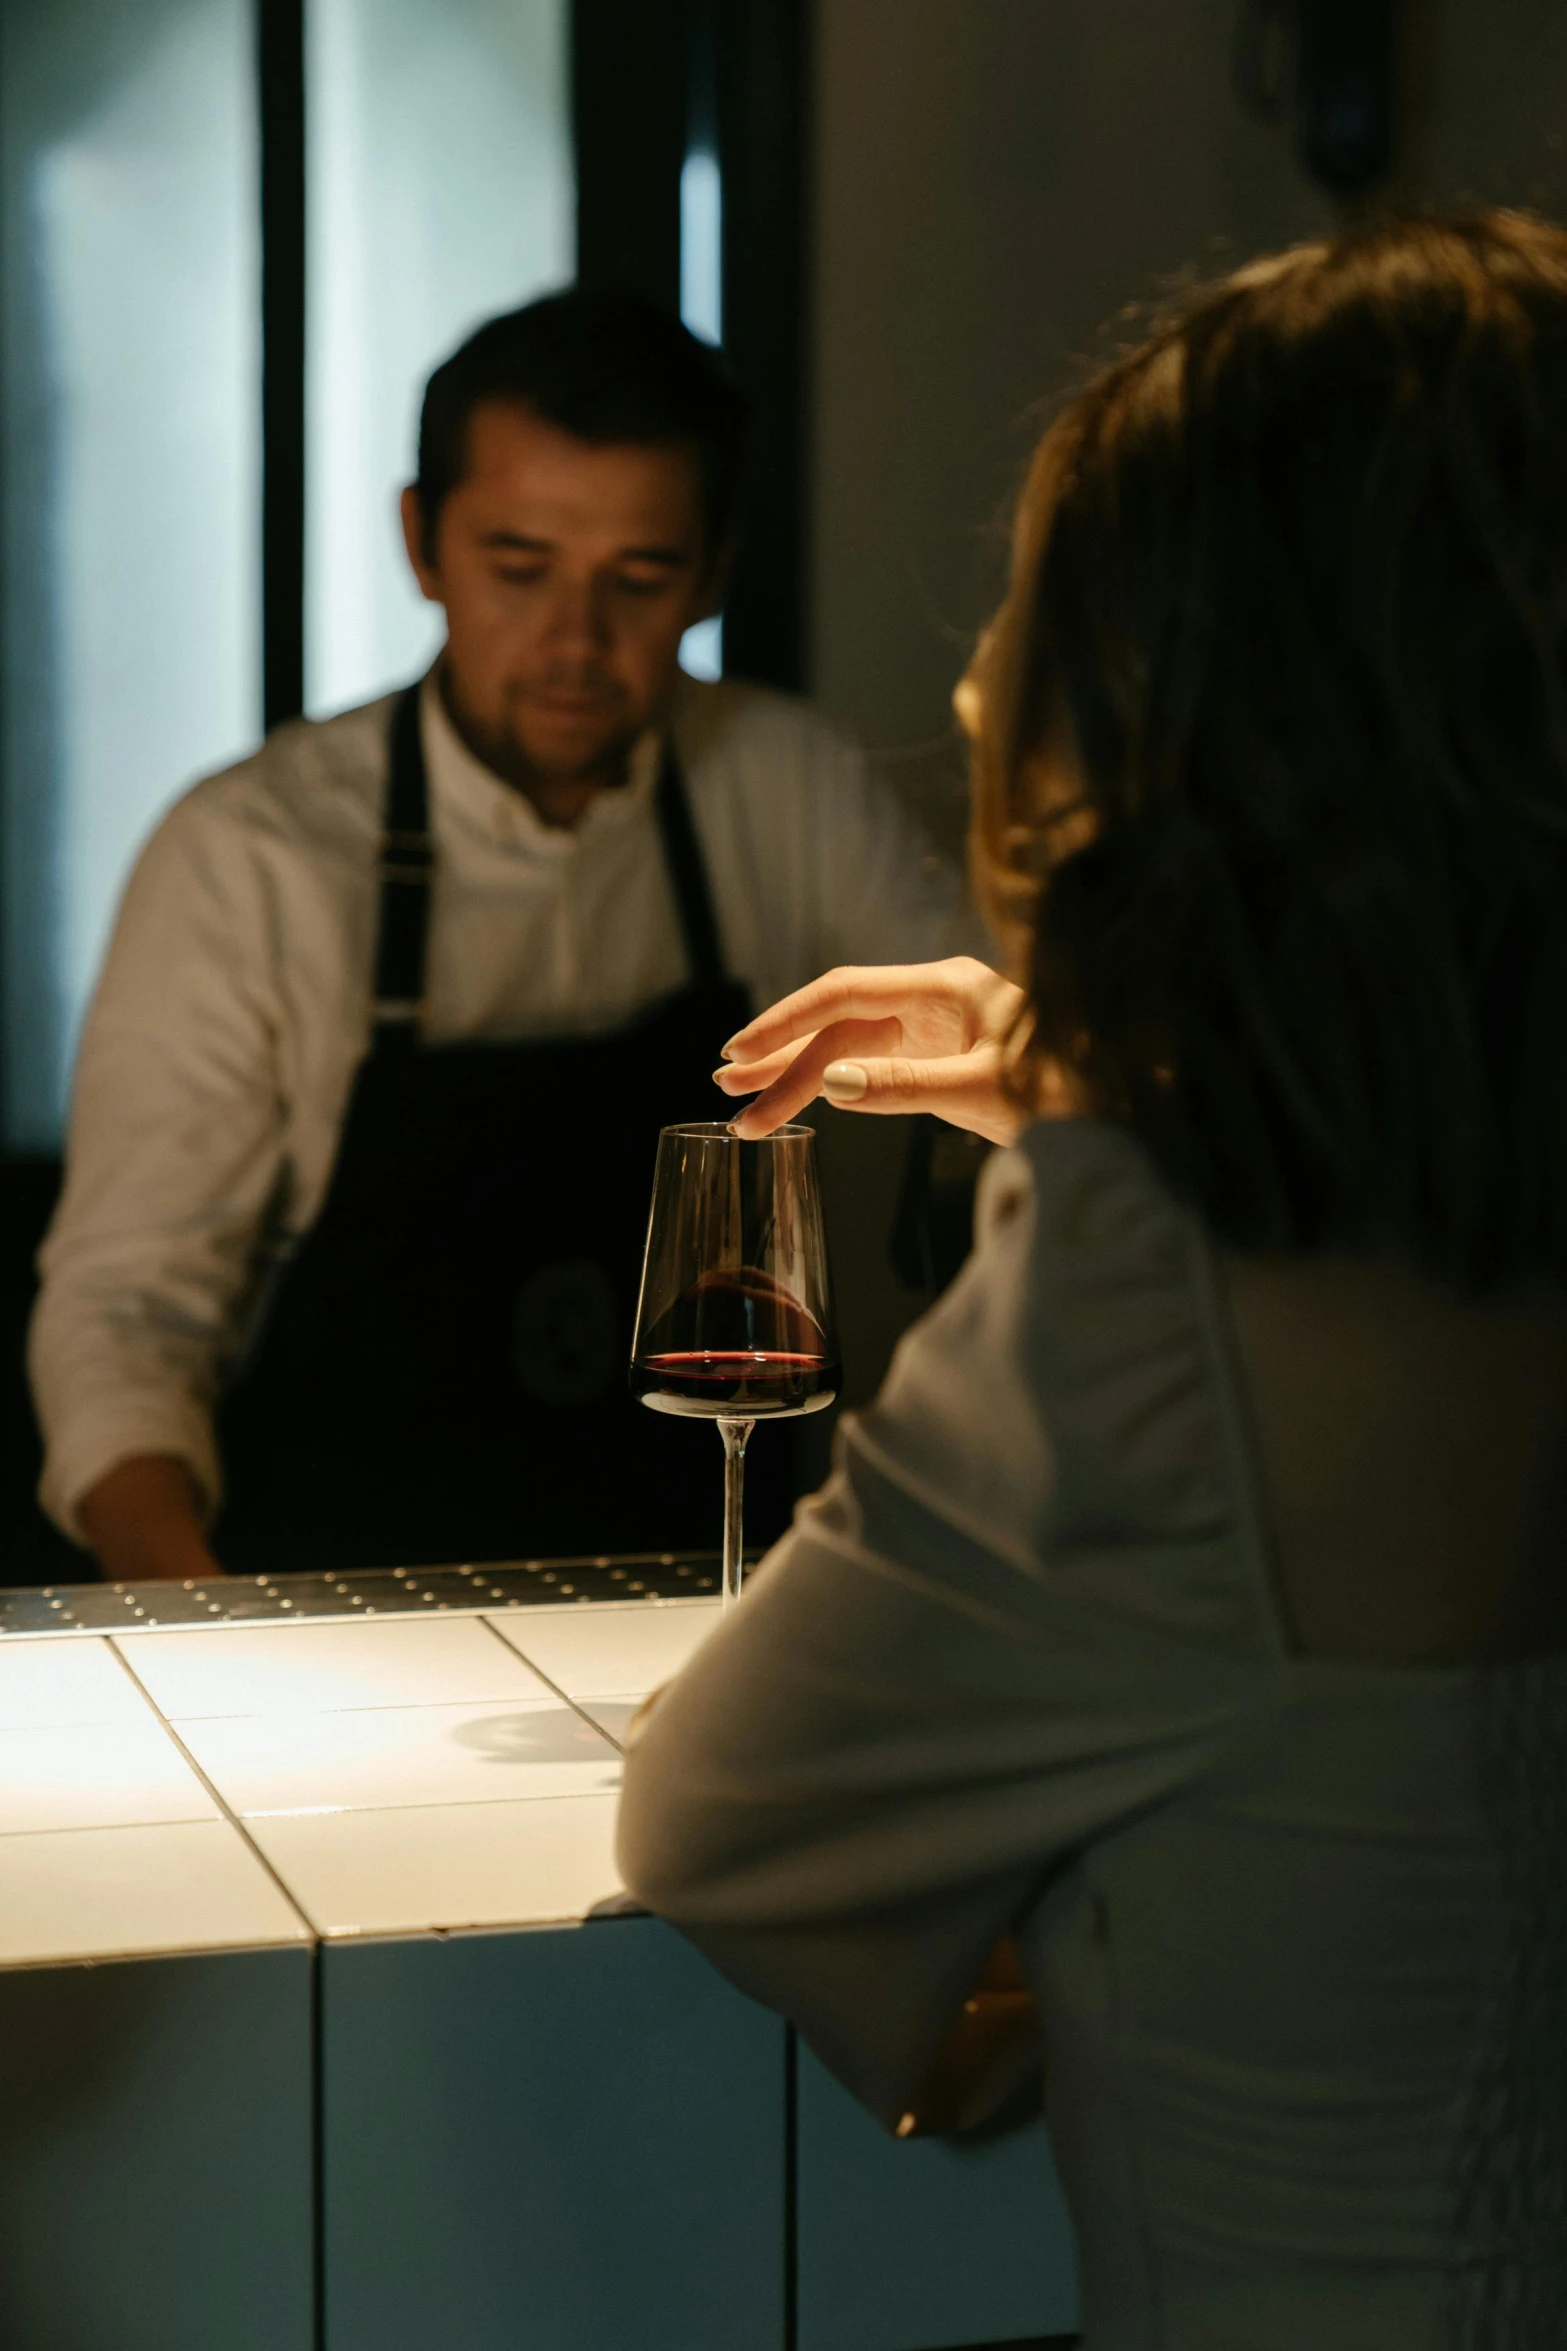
[1399,0,1567,215]
[810,0,1330,754]
[810,0,1567,757]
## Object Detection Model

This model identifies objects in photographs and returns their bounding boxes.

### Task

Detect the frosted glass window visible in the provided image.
[0,0,261,1149]
[678,145,724,684]
[306,0,574,718]
[679,615,724,682]
[680,148,722,348]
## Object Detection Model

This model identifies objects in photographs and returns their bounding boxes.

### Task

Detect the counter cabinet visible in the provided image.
[0,1563,1078,2351]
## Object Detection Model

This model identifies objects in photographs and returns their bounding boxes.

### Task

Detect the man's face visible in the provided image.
[401,401,718,795]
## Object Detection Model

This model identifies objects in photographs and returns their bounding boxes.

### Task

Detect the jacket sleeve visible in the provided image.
[29,788,291,1537]
[616,1127,1280,2127]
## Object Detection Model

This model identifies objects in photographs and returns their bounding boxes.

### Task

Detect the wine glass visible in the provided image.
[631,1122,839,1607]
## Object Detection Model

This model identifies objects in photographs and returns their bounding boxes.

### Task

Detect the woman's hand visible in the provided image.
[716,957,1036,1145]
[894,1936,1042,2140]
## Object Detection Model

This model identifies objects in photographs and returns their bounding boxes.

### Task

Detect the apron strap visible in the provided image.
[369,683,733,1046]
[653,743,733,991]
[370,686,434,1048]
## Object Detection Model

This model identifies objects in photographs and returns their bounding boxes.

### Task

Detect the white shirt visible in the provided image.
[31,672,985,1537]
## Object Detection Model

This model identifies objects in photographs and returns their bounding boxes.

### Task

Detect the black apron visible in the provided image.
[215,686,754,1574]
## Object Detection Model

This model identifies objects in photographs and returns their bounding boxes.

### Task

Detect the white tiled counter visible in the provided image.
[0,1576,1078,2351]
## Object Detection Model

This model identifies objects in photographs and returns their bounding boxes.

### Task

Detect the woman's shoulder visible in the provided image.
[997,1116,1192,1283]
[852,1118,1276,1656]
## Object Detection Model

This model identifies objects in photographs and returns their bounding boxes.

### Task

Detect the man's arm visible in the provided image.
[30,782,292,1563]
[77,1456,222,1584]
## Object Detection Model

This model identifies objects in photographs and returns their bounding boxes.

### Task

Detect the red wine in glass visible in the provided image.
[631,1267,840,1417]
[630,1124,838,1606]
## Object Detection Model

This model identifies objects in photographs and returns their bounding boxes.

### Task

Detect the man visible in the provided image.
[31,289,980,1580]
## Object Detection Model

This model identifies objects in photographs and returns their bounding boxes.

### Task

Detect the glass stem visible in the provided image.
[718,1416,755,1608]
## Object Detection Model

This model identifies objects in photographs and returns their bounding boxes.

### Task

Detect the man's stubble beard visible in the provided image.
[440,663,648,800]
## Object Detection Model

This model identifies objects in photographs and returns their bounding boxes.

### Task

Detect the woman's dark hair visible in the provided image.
[415,287,749,559]
[973,210,1567,1287]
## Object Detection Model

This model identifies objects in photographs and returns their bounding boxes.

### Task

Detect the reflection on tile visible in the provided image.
[181,1700,621,1817]
[0,1820,309,1966]
[0,1636,147,1731]
[252,1792,621,1936]
[0,1719,219,1836]
[116,1617,552,1720]
[489,1600,721,1698]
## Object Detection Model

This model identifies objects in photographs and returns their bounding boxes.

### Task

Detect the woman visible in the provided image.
[618,213,1567,2345]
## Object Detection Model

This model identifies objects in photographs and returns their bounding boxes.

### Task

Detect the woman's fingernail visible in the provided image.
[711,1067,732,1085]
[719,1037,745,1061]
[823,1061,869,1102]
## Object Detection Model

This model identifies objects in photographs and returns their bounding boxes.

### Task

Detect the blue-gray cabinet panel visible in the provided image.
[323,1916,787,2351]
[0,1947,314,2351]
[795,2046,1079,2351]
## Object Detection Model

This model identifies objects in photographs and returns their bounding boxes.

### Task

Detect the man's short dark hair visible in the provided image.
[416,287,750,560]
